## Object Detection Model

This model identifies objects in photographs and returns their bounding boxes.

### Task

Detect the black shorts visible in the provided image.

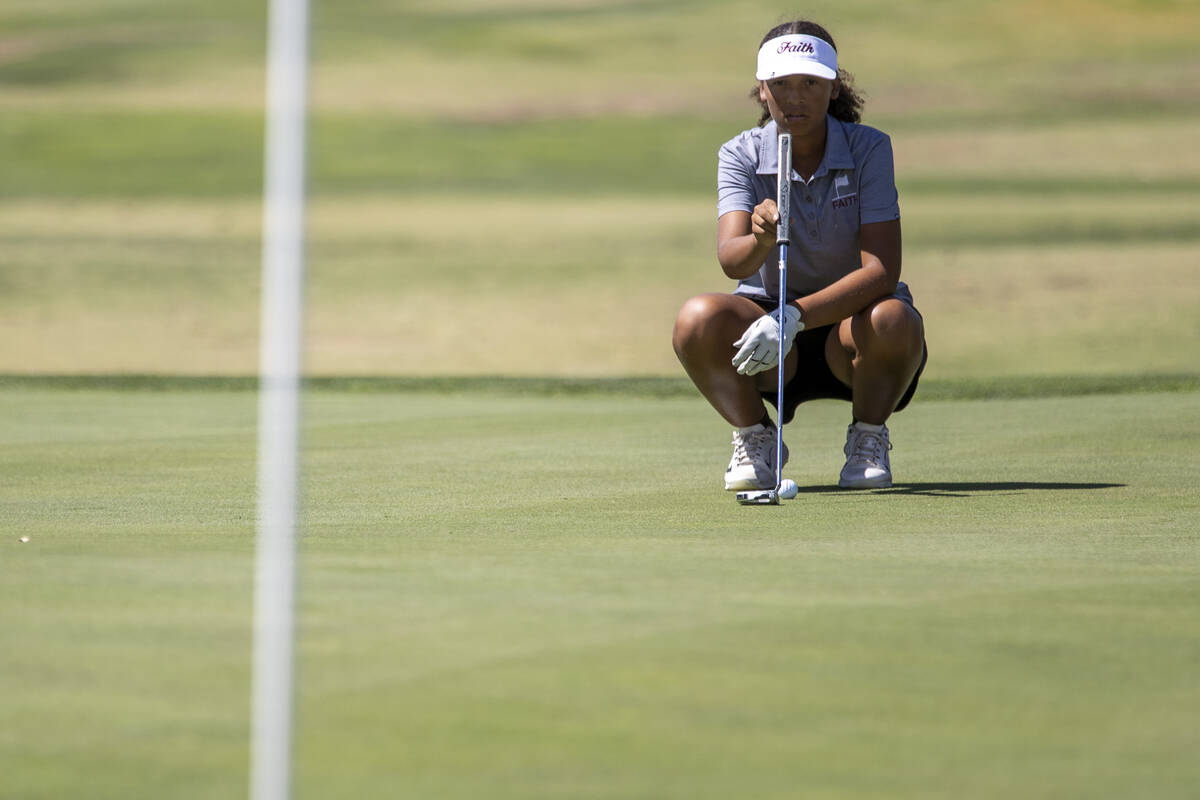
[749,295,928,425]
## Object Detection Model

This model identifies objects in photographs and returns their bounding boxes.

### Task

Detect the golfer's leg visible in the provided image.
[826,297,925,424]
[673,293,773,427]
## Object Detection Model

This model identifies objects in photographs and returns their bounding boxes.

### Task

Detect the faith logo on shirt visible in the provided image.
[832,174,857,209]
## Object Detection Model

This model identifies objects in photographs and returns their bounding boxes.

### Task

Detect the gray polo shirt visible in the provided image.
[717,117,902,302]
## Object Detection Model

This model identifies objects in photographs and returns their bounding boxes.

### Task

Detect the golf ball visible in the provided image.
[778,479,799,500]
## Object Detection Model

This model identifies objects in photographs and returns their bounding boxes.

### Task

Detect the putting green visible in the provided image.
[2,384,1197,798]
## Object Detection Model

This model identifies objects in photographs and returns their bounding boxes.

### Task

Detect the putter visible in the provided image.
[737,132,791,506]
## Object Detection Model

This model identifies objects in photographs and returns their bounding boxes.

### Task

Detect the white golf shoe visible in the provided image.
[725,423,788,491]
[839,422,892,489]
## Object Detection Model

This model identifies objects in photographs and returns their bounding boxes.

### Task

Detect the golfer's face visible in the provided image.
[761,75,838,136]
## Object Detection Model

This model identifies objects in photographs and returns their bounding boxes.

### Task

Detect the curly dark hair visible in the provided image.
[751,20,865,126]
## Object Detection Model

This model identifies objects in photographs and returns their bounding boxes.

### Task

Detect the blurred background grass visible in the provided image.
[1,0,1198,379]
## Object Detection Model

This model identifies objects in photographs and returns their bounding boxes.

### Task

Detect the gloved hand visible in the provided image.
[731,304,804,376]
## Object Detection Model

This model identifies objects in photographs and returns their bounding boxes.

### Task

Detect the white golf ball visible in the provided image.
[778,479,799,500]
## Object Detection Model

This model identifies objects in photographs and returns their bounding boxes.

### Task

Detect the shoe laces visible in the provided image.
[732,427,774,467]
[846,427,891,465]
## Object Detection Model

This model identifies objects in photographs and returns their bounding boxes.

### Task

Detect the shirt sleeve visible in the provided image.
[717,135,759,218]
[857,134,901,224]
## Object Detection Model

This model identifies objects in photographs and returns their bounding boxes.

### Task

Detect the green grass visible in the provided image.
[2,371,1200,399]
[3,193,1197,377]
[3,1,1199,377]
[4,1,1200,796]
[2,385,1198,798]
[7,110,1200,200]
[0,111,734,198]
[0,111,265,198]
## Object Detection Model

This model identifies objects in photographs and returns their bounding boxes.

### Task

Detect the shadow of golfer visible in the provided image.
[794,482,1125,498]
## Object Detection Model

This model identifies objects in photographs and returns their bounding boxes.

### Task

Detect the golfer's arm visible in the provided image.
[717,211,775,280]
[794,219,902,329]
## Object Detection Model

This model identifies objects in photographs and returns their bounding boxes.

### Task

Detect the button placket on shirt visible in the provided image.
[801,185,819,241]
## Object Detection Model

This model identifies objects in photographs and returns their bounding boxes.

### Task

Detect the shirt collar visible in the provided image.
[757,116,856,179]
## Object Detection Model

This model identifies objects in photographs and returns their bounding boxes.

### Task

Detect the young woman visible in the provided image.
[672,19,927,491]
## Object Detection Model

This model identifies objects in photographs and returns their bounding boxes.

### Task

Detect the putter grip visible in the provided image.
[776,133,791,245]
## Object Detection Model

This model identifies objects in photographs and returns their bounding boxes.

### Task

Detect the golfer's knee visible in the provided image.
[857,300,924,364]
[673,294,732,358]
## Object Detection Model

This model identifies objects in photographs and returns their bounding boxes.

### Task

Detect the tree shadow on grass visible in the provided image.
[795,482,1126,498]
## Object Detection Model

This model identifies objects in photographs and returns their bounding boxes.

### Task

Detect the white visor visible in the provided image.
[756,34,838,81]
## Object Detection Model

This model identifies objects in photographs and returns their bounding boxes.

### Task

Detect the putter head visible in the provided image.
[736,489,780,506]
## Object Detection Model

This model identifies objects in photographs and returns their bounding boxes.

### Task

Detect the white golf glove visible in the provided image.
[731,304,804,376]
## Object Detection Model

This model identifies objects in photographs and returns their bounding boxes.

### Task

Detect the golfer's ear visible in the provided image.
[831,78,841,100]
[758,82,768,103]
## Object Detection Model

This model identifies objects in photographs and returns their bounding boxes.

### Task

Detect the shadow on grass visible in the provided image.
[796,482,1125,498]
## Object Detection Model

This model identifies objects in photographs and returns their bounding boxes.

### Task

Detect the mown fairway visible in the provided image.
[2,0,1198,377]
[2,0,1199,797]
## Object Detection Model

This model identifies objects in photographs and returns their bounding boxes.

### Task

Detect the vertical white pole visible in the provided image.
[252,0,309,798]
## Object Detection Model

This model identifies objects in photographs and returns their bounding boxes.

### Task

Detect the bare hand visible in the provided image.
[750,199,780,245]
